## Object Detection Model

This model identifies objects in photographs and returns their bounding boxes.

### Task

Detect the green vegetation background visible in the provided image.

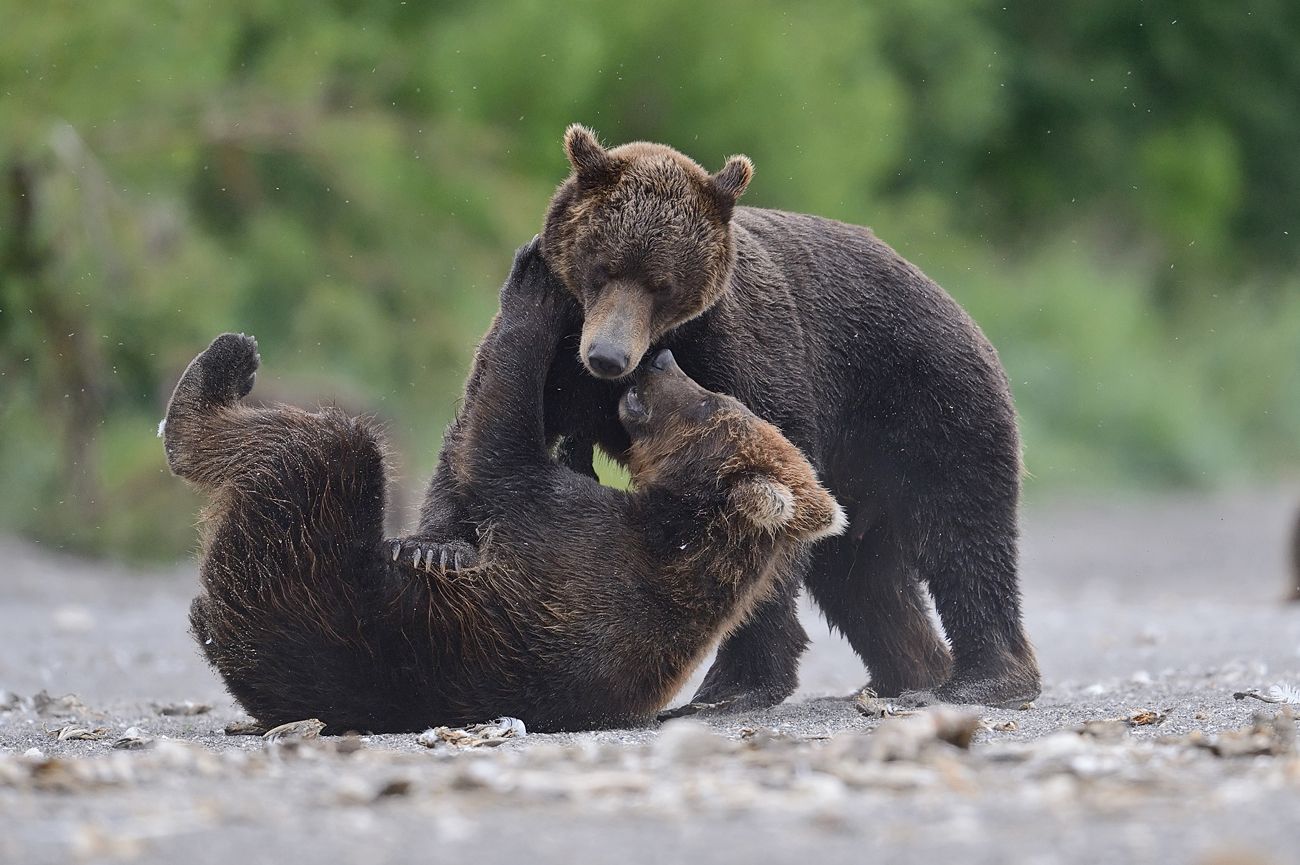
[2,1,1298,561]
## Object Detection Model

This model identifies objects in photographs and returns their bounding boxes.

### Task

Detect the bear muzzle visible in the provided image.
[649,349,676,372]
[587,342,631,378]
[619,351,683,426]
[579,281,655,379]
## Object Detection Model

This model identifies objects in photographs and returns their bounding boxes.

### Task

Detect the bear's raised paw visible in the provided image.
[178,332,260,407]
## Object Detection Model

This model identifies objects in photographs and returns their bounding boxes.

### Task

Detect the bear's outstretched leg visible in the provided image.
[166,334,406,730]
[161,332,261,485]
[804,510,952,696]
[451,240,575,490]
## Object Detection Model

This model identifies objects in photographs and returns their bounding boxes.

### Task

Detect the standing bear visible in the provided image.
[393,126,1040,710]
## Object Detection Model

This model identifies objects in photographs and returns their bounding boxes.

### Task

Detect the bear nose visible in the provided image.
[650,349,676,372]
[587,343,630,378]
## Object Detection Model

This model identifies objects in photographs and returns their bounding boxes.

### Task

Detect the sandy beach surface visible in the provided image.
[2,489,1299,865]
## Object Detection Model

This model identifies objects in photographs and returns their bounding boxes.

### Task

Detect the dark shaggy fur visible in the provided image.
[164,243,844,733]
[395,127,1041,710]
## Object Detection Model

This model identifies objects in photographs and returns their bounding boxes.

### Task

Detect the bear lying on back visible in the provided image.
[162,243,844,732]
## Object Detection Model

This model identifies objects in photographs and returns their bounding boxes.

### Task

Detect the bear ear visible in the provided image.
[564,124,619,187]
[798,484,848,542]
[731,473,848,541]
[730,476,796,532]
[709,155,754,208]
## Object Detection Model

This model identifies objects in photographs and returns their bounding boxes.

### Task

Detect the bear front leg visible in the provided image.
[385,325,514,572]
[382,240,582,572]
[385,239,575,574]
[384,283,509,574]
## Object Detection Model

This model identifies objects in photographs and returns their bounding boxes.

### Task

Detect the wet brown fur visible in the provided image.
[165,247,843,733]
[544,130,746,374]
[399,126,1040,709]
[536,127,1040,707]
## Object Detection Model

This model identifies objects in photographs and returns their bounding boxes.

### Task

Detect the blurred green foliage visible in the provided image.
[1,1,1297,561]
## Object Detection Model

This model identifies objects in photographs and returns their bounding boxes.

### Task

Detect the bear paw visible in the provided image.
[660,684,789,721]
[932,674,1040,709]
[186,332,260,406]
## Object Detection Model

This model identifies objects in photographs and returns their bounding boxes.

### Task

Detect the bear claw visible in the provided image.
[384,538,480,574]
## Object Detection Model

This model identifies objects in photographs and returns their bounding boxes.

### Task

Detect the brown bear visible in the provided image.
[161,242,845,732]
[392,126,1041,711]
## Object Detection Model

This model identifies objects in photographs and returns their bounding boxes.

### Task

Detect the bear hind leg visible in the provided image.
[913,504,1041,707]
[161,332,260,483]
[805,513,953,697]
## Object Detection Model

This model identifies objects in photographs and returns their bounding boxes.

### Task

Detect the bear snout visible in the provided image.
[650,349,676,372]
[587,342,631,378]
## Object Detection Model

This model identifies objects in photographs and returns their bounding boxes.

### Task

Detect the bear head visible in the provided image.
[620,349,845,543]
[541,124,753,380]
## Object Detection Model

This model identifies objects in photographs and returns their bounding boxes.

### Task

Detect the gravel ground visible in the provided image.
[2,489,1299,865]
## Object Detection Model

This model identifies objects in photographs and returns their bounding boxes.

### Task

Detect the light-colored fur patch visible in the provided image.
[739,479,795,531]
[807,499,849,541]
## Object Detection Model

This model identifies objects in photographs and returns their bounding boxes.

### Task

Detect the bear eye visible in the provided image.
[590,264,610,286]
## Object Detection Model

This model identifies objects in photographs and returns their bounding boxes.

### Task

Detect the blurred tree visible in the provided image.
[0,0,1296,560]
[941,1,1298,277]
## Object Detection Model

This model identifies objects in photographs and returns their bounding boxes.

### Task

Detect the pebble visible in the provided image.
[51,605,96,633]
[653,718,729,763]
[112,726,155,750]
[262,719,325,743]
[0,702,1295,840]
